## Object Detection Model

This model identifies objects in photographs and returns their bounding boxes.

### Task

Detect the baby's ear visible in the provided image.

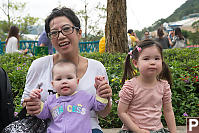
[51,81,54,87]
[77,78,79,84]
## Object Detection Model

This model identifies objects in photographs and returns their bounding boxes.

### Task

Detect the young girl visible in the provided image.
[30,60,108,133]
[118,39,176,133]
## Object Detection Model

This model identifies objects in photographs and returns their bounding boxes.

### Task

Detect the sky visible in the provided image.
[0,0,187,32]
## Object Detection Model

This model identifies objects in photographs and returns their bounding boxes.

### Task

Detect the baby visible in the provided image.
[30,60,108,133]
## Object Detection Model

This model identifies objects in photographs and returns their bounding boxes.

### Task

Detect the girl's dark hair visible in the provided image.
[6,26,19,44]
[122,39,172,87]
[45,7,81,37]
[175,27,184,40]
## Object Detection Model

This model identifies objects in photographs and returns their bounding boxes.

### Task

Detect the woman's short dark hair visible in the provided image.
[45,7,81,36]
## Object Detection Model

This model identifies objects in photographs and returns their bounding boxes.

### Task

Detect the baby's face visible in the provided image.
[52,63,78,96]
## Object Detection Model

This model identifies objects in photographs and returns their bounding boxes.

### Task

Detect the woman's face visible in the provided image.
[49,16,81,55]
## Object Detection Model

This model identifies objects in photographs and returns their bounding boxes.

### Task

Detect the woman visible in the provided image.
[5,26,28,54]
[172,27,185,48]
[22,7,112,133]
[155,28,172,49]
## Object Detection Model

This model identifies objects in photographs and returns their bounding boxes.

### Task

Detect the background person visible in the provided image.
[22,7,112,133]
[172,27,185,48]
[99,36,105,53]
[168,30,175,42]
[142,31,151,40]
[155,28,172,49]
[38,31,54,54]
[5,26,28,54]
[127,29,139,51]
[118,39,176,133]
[30,60,108,133]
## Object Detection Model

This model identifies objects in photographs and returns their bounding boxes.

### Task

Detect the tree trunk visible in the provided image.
[105,0,128,53]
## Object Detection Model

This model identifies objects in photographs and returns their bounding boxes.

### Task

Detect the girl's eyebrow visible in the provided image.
[141,55,149,58]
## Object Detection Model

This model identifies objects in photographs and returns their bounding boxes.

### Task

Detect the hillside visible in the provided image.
[166,0,199,22]
[144,0,199,33]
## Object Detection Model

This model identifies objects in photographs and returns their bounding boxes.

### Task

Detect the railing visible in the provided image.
[0,40,99,55]
[79,41,99,53]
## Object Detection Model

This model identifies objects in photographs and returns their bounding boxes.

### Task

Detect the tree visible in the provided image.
[76,1,106,41]
[76,0,89,41]
[105,0,128,53]
[0,0,26,28]
[0,0,39,40]
[16,15,39,35]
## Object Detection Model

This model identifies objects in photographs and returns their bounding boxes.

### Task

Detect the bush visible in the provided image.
[0,48,198,127]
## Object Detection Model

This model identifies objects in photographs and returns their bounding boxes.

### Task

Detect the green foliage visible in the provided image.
[0,53,39,112]
[167,0,199,22]
[188,32,199,45]
[0,48,198,127]
[17,14,39,35]
[192,20,199,31]
[0,20,9,40]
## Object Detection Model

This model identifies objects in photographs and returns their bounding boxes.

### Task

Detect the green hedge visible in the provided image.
[0,48,198,128]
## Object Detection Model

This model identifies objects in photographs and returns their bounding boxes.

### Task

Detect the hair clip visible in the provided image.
[136,46,142,52]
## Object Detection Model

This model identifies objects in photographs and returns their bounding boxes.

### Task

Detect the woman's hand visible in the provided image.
[23,97,41,115]
[136,129,150,133]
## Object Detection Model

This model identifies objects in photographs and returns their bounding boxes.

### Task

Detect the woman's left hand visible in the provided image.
[95,78,112,99]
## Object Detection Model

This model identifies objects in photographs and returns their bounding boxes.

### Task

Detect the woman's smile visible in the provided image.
[59,41,71,48]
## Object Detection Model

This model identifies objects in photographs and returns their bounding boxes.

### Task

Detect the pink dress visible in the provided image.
[119,77,172,131]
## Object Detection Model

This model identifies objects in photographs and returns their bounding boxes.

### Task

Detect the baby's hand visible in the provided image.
[30,88,43,99]
[94,76,105,95]
[95,76,105,87]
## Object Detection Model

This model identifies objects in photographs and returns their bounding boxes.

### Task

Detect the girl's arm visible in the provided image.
[118,101,150,133]
[163,102,176,133]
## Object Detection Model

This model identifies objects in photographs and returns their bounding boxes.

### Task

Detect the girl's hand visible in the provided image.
[94,76,112,99]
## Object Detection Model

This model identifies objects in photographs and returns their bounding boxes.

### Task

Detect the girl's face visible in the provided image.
[49,16,82,55]
[51,63,79,96]
[133,45,162,79]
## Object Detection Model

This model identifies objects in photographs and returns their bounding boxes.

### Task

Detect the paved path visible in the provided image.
[102,126,186,133]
